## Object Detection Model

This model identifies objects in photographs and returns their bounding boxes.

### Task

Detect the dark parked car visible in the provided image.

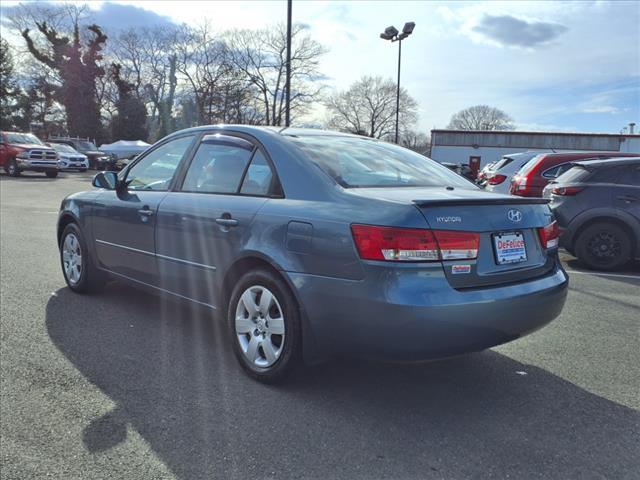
[48,136,115,170]
[545,157,640,270]
[57,126,568,382]
[510,151,639,197]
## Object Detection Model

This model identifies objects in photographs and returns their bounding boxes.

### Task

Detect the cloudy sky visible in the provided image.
[1,0,638,134]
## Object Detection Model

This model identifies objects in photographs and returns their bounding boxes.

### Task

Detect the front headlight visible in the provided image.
[16,151,30,159]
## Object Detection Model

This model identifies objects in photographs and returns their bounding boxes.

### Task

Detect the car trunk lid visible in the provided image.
[415,196,555,289]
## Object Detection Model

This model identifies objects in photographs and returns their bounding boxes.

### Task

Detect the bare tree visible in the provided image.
[112,26,179,139]
[173,22,233,124]
[447,105,514,131]
[325,76,418,139]
[229,23,327,126]
[401,129,430,153]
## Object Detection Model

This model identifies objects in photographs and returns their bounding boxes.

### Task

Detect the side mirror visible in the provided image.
[92,171,120,190]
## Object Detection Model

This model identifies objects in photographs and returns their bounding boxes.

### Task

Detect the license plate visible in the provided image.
[493,232,527,265]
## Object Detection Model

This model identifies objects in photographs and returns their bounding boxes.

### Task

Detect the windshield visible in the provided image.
[51,143,77,154]
[6,133,43,145]
[291,135,473,188]
[77,141,98,150]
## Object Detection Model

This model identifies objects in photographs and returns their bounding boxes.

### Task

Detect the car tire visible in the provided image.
[60,223,106,293]
[227,269,301,383]
[574,222,632,271]
[46,171,59,178]
[6,159,20,177]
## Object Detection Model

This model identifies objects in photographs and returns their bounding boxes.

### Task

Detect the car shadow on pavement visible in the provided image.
[46,284,639,480]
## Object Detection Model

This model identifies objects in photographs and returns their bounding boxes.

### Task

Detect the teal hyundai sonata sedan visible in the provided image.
[57,126,568,382]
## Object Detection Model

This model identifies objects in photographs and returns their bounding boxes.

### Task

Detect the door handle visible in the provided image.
[617,195,639,202]
[215,217,239,227]
[138,207,154,216]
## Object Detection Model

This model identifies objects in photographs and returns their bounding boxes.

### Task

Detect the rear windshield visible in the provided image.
[515,155,544,175]
[492,157,513,170]
[290,135,473,188]
[6,133,43,145]
[554,166,591,183]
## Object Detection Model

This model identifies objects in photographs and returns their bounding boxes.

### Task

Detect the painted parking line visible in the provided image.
[565,269,640,280]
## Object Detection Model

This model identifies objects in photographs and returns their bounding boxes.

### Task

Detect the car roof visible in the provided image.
[573,157,640,168]
[164,124,365,141]
[538,151,638,160]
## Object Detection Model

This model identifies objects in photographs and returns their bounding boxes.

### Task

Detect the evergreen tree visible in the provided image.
[21,22,108,141]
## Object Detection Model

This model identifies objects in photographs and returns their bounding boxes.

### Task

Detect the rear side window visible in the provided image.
[589,166,624,183]
[182,135,254,194]
[543,163,573,179]
[240,150,276,196]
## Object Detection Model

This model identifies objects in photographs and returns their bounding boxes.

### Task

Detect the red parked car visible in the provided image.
[510,151,639,197]
[0,131,59,178]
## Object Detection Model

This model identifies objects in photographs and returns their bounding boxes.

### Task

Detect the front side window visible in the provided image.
[126,135,194,191]
[182,135,254,194]
[291,135,472,188]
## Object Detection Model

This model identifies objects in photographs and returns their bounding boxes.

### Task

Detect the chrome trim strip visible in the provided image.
[156,253,217,271]
[95,239,216,271]
[104,269,217,310]
[96,239,155,256]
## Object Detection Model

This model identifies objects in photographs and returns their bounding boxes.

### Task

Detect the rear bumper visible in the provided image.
[288,260,568,363]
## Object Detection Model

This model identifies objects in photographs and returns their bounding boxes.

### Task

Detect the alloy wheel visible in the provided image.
[62,233,83,285]
[586,231,621,264]
[235,285,286,368]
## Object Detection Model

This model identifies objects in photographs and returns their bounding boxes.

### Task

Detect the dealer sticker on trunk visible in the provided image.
[452,264,471,274]
[494,231,527,265]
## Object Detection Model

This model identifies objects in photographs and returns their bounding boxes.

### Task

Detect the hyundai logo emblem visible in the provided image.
[507,209,523,222]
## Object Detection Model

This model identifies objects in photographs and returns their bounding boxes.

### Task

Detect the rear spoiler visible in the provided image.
[413,198,549,207]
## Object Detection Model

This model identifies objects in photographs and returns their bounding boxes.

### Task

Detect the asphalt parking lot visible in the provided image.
[1,172,639,480]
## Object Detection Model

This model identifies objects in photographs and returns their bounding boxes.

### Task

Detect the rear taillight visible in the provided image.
[488,174,507,185]
[552,186,583,196]
[433,230,480,260]
[351,225,479,262]
[537,221,560,249]
[510,175,525,192]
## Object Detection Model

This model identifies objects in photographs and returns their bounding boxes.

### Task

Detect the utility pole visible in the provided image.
[285,0,292,127]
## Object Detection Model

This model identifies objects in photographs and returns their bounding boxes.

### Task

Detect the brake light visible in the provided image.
[488,174,507,185]
[537,221,560,249]
[351,225,479,262]
[552,186,583,196]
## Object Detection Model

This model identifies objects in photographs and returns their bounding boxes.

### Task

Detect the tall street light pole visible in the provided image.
[380,22,415,144]
[285,0,292,127]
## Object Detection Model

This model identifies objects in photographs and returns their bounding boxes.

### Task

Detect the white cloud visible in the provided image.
[1,0,638,133]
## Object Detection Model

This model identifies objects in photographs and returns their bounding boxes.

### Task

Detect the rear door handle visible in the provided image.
[618,195,639,202]
[215,218,239,227]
